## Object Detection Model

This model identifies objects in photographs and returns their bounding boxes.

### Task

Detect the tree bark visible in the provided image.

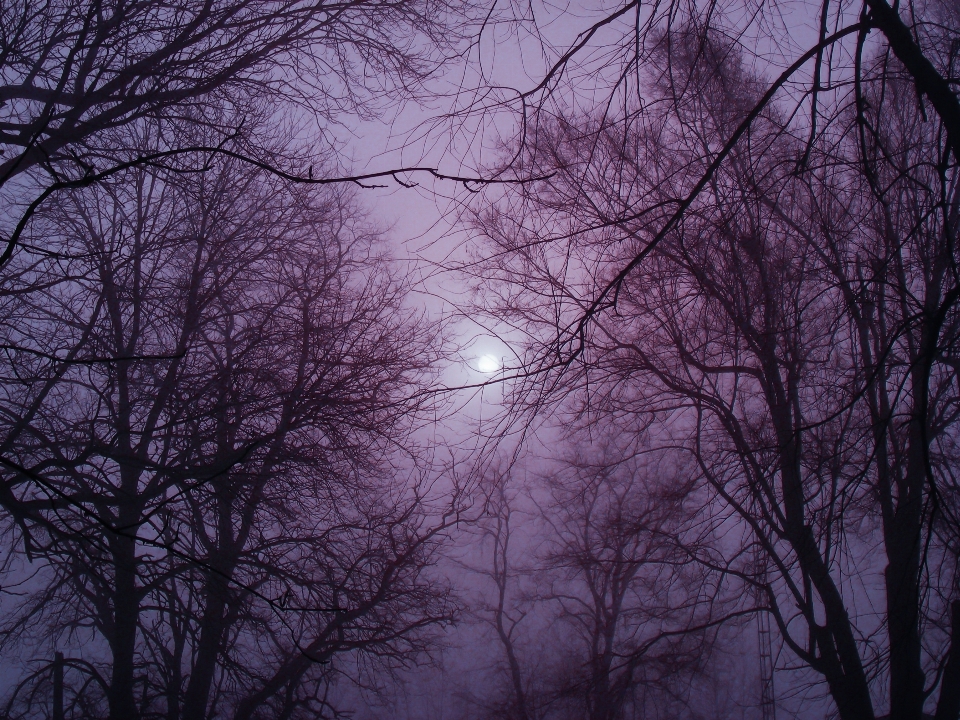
[108,530,141,720]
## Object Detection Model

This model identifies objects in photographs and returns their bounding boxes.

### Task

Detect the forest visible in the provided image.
[0,0,958,718]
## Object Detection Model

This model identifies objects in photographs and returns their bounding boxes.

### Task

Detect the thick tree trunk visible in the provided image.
[885,425,926,720]
[108,531,141,720]
[181,587,228,720]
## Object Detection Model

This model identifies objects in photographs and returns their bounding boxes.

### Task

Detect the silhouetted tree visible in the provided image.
[466,445,718,720]
[0,126,459,719]
[0,0,470,263]
[467,466,543,720]
[472,24,960,720]
[535,447,713,720]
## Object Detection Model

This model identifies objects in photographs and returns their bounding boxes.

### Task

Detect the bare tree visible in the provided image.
[471,24,960,720]
[459,0,960,385]
[0,125,459,719]
[463,444,720,720]
[0,0,487,271]
[532,445,716,720]
[465,466,543,720]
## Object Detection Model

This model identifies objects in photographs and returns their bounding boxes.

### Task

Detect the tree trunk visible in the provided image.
[884,444,926,720]
[108,530,141,720]
[181,587,228,720]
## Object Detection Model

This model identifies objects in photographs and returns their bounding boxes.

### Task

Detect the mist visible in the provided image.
[0,0,958,719]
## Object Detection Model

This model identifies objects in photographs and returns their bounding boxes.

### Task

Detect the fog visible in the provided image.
[0,0,959,718]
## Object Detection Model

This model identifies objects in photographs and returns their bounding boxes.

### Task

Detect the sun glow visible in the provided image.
[476,354,500,373]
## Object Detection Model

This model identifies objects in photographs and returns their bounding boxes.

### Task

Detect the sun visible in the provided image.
[476,354,500,373]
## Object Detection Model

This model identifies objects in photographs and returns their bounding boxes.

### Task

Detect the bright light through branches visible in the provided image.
[476,354,500,373]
